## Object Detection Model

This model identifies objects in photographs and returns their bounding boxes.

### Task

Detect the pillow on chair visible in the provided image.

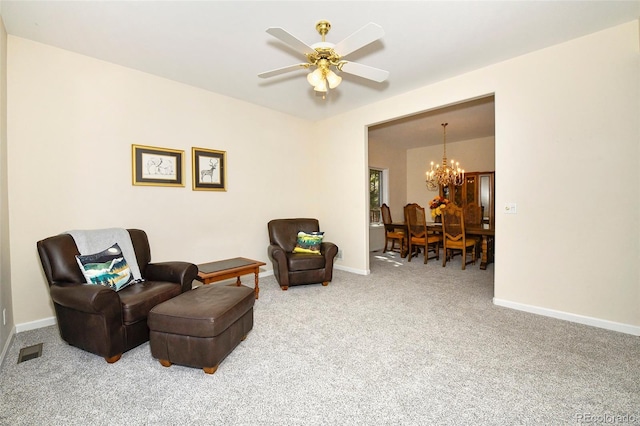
[75,243,134,291]
[293,231,324,254]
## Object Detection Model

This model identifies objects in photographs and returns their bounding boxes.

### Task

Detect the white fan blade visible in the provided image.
[266,27,316,56]
[258,63,309,78]
[339,62,389,83]
[334,22,384,58]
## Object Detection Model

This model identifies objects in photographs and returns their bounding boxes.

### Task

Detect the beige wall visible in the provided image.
[7,37,326,326]
[0,13,14,359]
[4,21,640,336]
[407,136,495,206]
[368,135,408,252]
[368,138,408,223]
[315,21,640,333]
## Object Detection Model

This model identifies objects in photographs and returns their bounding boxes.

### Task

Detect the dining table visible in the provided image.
[427,222,495,270]
[391,221,495,269]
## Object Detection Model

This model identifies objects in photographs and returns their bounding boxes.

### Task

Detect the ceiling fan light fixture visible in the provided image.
[307,68,324,87]
[326,69,342,89]
[260,21,388,97]
[313,78,328,92]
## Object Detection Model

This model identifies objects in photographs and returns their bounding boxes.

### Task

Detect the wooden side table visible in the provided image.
[196,257,266,299]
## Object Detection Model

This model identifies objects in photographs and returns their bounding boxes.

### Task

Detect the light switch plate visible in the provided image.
[504,203,517,214]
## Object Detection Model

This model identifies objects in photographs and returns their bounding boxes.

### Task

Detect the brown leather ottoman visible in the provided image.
[148,284,255,374]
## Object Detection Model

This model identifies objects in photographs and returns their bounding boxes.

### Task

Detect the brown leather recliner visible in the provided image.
[267,218,338,291]
[37,229,198,363]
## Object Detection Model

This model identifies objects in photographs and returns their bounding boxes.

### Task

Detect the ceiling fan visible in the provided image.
[258,20,389,95]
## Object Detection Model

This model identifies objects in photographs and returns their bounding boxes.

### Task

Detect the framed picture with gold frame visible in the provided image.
[192,147,226,191]
[132,144,184,187]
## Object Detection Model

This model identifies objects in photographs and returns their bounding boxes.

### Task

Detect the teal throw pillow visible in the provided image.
[293,231,324,254]
[75,243,134,291]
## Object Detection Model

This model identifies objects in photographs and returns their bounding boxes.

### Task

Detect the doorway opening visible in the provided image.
[366,95,495,282]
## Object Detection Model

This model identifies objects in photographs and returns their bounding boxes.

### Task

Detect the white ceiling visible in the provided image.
[368,95,496,149]
[1,1,638,144]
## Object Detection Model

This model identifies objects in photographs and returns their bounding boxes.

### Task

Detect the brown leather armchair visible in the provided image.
[267,218,338,291]
[37,229,198,363]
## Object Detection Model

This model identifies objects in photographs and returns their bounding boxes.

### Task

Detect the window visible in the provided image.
[369,168,384,224]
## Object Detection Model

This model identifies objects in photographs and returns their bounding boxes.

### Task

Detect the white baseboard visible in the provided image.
[15,316,56,333]
[493,298,640,336]
[0,325,16,368]
[263,265,369,276]
[334,264,369,275]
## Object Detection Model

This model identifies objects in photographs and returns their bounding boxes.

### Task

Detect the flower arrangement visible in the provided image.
[428,196,450,219]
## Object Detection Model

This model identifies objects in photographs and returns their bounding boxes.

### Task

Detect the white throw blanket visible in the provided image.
[66,228,143,281]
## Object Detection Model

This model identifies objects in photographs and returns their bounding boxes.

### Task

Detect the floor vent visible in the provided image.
[17,343,43,364]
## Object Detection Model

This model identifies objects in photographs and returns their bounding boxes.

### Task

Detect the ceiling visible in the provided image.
[368,95,496,149]
[1,1,638,145]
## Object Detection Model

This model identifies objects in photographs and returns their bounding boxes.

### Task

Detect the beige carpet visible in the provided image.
[1,251,638,425]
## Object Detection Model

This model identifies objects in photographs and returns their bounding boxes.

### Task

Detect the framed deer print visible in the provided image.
[132,144,184,187]
[192,147,226,191]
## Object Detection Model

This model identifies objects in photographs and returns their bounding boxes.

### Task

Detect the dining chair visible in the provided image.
[463,202,483,254]
[404,203,441,264]
[441,203,477,270]
[463,202,483,227]
[381,203,406,257]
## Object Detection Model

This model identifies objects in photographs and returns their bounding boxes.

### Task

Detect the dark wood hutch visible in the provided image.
[440,171,495,226]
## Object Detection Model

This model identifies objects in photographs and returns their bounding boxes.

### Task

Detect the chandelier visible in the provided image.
[425,123,465,191]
